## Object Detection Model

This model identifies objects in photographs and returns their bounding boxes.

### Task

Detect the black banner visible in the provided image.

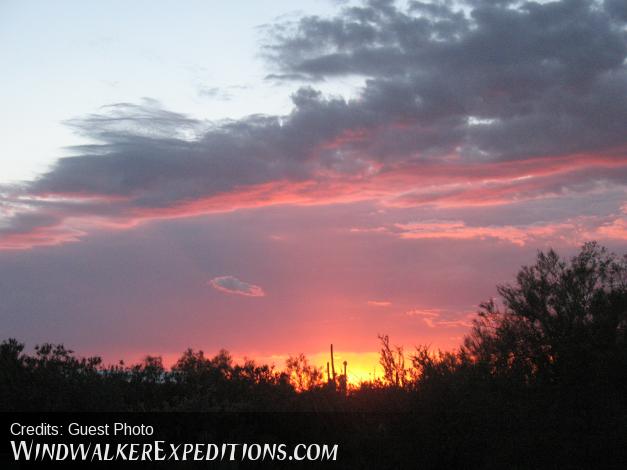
[1,412,426,469]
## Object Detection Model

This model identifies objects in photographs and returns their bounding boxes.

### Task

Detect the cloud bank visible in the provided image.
[1,0,626,249]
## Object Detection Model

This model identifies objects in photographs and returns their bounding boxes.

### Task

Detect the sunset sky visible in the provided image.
[1,0,626,382]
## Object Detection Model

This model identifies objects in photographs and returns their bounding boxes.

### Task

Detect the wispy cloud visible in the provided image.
[348,215,627,247]
[405,308,441,318]
[406,308,474,330]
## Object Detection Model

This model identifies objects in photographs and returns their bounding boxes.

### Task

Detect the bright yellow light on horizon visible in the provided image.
[253,351,383,386]
[140,350,384,387]
[306,351,382,386]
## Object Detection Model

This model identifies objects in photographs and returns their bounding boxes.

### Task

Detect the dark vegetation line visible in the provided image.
[1,242,626,465]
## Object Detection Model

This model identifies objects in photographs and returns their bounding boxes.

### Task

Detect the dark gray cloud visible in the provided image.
[264,0,627,159]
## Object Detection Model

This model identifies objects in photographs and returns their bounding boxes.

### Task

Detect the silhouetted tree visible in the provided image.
[378,334,409,387]
[463,242,627,388]
[285,353,323,391]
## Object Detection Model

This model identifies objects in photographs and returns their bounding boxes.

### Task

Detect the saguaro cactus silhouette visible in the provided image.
[340,360,348,394]
[327,344,348,393]
[330,344,336,382]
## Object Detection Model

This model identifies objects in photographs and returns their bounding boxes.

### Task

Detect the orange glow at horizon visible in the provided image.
[120,350,385,386]
[253,351,385,386]
[308,351,383,385]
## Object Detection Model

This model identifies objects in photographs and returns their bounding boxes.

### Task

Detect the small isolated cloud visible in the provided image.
[197,86,231,100]
[197,84,247,100]
[209,276,265,297]
[367,300,391,307]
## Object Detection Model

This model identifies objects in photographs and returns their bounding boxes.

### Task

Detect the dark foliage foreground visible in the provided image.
[1,242,626,468]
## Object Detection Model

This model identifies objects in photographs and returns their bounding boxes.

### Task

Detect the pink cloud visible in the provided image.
[347,215,627,247]
[2,148,626,250]
[421,315,472,330]
[405,308,441,318]
[589,218,627,240]
[405,308,475,330]
[436,320,473,328]
[394,220,570,246]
